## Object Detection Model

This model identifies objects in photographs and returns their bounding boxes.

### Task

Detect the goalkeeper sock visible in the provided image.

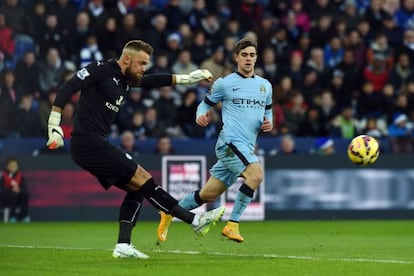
[179,190,204,210]
[230,183,254,222]
[140,178,195,224]
[117,191,143,244]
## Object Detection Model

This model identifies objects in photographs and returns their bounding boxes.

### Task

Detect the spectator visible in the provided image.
[200,45,226,82]
[133,0,157,30]
[115,13,142,55]
[305,47,329,84]
[324,36,344,68]
[395,28,414,65]
[84,0,109,31]
[344,29,367,70]
[116,88,147,132]
[335,49,363,106]
[79,34,103,68]
[65,11,92,64]
[387,113,413,137]
[119,130,141,160]
[311,137,335,155]
[0,69,21,108]
[171,49,198,93]
[362,53,390,93]
[164,0,186,32]
[153,135,176,155]
[96,16,119,59]
[199,13,223,50]
[14,50,41,98]
[15,94,42,137]
[296,106,328,137]
[284,50,305,89]
[0,11,15,60]
[129,110,147,140]
[309,14,335,49]
[258,46,282,86]
[364,0,389,30]
[164,33,183,66]
[176,23,193,49]
[329,105,358,139]
[37,13,66,60]
[50,0,78,36]
[315,89,338,133]
[283,90,308,134]
[0,157,30,223]
[38,47,68,97]
[394,0,414,30]
[366,32,394,71]
[0,0,26,34]
[270,26,293,67]
[176,89,204,137]
[143,107,167,138]
[268,134,297,155]
[357,80,384,119]
[143,13,168,54]
[342,0,362,30]
[361,116,387,138]
[186,0,208,31]
[389,52,412,92]
[152,86,179,129]
[190,31,210,65]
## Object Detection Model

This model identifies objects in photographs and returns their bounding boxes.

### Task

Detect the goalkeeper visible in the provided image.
[46,40,225,259]
[157,37,273,243]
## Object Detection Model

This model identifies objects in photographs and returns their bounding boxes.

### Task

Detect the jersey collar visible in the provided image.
[236,71,255,78]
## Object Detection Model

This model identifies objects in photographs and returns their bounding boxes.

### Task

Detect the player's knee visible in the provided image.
[200,191,218,203]
[248,171,263,187]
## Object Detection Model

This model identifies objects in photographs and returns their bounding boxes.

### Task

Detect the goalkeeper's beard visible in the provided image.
[125,66,142,86]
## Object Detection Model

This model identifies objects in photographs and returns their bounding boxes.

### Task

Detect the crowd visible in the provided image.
[1,0,414,146]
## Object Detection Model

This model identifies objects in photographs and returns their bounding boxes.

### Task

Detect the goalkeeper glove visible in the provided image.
[175,69,213,84]
[46,111,64,149]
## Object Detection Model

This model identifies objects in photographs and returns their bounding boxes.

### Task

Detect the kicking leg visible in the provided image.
[157,176,226,242]
[127,166,225,237]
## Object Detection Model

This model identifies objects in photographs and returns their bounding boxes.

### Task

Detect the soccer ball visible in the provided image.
[347,135,380,166]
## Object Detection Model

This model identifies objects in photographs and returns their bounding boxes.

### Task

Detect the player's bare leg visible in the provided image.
[222,162,263,242]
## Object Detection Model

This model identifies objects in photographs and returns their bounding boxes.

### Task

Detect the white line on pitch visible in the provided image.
[0,244,412,265]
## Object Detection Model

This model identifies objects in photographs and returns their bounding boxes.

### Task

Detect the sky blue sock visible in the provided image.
[230,191,253,222]
[179,191,200,210]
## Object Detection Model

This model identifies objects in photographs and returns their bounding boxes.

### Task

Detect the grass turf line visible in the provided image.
[0,220,413,276]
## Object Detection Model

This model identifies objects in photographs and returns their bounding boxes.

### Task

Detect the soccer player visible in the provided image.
[157,37,273,243]
[46,40,225,259]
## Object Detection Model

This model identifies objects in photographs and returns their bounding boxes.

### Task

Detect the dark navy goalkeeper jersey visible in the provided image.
[54,60,128,138]
[54,60,171,138]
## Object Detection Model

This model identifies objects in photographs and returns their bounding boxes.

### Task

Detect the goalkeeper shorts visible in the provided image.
[70,136,137,190]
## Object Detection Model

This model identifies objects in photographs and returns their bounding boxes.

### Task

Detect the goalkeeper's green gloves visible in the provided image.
[46,111,64,149]
[175,69,213,84]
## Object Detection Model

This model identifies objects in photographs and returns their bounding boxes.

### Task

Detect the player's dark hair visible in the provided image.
[124,40,154,56]
[234,38,258,55]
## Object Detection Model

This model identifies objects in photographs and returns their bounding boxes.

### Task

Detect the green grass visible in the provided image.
[0,220,413,275]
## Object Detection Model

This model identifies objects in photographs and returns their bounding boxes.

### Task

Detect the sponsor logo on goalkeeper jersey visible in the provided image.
[105,96,124,112]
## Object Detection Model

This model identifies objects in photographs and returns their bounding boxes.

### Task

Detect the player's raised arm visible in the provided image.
[138,69,213,88]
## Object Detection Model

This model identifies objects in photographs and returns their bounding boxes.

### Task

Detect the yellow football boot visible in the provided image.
[222,221,244,242]
[157,211,173,242]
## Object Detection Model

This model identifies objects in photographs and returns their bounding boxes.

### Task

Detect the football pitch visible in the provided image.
[0,220,413,275]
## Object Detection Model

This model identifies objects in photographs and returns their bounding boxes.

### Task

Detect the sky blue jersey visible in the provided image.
[197,72,273,151]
